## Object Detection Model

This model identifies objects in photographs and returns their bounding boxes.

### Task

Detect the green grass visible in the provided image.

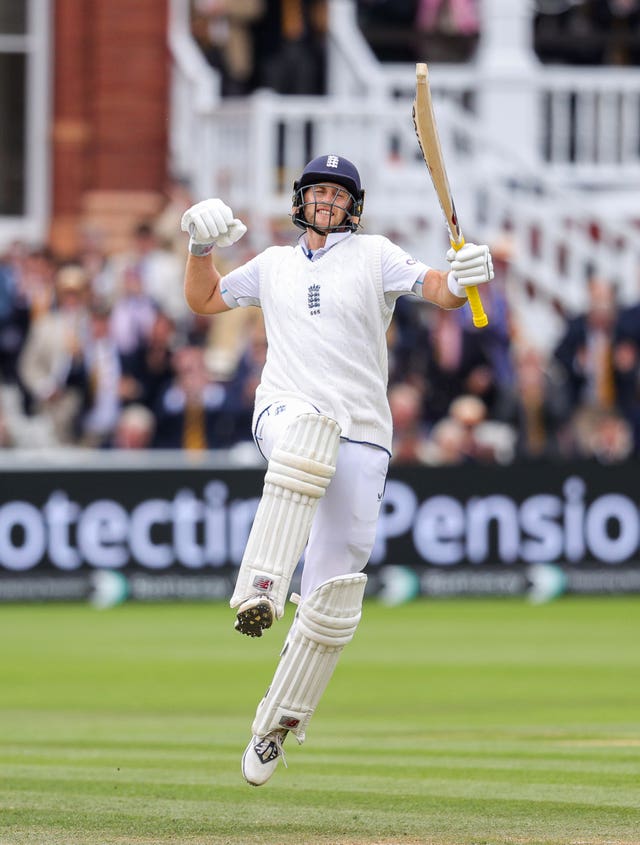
[1,596,639,845]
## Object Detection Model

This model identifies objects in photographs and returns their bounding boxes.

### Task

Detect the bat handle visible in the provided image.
[450,238,489,329]
[466,286,488,328]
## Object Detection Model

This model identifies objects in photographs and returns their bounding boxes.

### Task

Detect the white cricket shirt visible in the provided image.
[220,231,429,453]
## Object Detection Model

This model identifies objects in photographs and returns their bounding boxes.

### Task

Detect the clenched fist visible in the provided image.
[181,198,247,256]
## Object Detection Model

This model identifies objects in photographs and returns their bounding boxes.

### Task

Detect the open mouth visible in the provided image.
[314,206,339,228]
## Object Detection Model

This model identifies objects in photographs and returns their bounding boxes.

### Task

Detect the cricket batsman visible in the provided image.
[181,154,494,785]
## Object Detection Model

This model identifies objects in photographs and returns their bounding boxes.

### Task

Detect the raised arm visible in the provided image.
[181,198,247,316]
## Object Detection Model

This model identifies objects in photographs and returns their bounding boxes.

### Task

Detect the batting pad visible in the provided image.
[230,413,341,619]
[252,572,367,743]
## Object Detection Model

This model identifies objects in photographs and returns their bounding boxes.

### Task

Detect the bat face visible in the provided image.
[412,71,463,247]
[413,62,488,328]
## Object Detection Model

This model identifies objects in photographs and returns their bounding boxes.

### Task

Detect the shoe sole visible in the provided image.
[235,599,275,637]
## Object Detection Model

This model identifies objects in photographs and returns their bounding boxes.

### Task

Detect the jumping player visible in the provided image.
[181,155,494,786]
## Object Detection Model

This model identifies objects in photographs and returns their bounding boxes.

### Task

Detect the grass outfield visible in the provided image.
[1,596,639,845]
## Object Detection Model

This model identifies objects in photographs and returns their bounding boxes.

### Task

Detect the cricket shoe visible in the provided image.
[234,595,276,637]
[241,729,288,786]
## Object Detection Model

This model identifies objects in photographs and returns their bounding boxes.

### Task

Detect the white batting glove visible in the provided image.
[446,243,494,298]
[181,198,247,256]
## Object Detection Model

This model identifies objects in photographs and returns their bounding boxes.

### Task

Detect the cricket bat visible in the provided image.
[413,62,488,328]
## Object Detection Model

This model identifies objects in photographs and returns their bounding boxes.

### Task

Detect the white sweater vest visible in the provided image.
[253,234,395,452]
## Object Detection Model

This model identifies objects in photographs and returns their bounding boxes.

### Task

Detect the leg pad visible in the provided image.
[231,414,341,628]
[252,573,367,742]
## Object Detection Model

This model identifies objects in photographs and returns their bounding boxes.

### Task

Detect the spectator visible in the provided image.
[109,264,158,360]
[192,0,265,96]
[587,407,634,463]
[0,253,30,386]
[499,344,570,460]
[253,0,328,94]
[71,300,123,448]
[18,264,91,444]
[447,393,488,461]
[110,403,156,450]
[221,315,268,442]
[609,279,640,448]
[388,381,430,464]
[356,0,420,62]
[0,396,15,448]
[423,306,497,425]
[415,0,479,36]
[76,225,112,304]
[387,289,430,387]
[590,0,640,64]
[120,309,176,411]
[439,393,514,464]
[105,222,188,328]
[534,0,640,66]
[358,0,481,63]
[422,415,468,465]
[570,405,634,463]
[553,275,620,414]
[17,246,58,322]
[152,345,231,450]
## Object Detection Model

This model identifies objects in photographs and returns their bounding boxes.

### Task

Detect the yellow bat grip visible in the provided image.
[466,286,488,328]
[451,239,489,328]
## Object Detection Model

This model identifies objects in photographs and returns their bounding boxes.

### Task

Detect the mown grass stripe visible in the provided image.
[1,597,639,845]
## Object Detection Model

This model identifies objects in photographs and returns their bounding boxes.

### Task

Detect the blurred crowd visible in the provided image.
[1,177,639,466]
[535,0,640,66]
[357,0,640,66]
[386,265,640,466]
[0,179,264,455]
[1,2,638,462]
[192,0,329,96]
[190,0,640,91]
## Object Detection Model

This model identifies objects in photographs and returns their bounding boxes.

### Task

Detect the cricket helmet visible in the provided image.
[292,154,365,234]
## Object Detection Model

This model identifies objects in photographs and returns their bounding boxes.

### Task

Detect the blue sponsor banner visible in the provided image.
[1,455,639,600]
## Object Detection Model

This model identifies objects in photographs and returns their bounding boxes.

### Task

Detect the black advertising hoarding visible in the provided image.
[1,455,640,601]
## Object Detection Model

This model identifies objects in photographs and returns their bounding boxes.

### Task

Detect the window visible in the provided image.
[0,0,50,243]
[0,51,26,214]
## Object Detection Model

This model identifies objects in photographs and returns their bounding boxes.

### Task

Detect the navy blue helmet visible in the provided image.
[292,155,365,234]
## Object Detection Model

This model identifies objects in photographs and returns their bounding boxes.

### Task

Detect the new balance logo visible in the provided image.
[253,576,273,592]
[308,284,320,316]
[279,715,301,729]
[326,155,339,168]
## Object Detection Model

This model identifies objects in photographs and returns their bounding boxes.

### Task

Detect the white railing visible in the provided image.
[167,0,221,183]
[541,67,640,183]
[168,0,640,350]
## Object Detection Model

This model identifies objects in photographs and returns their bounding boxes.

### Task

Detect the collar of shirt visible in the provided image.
[297,231,352,261]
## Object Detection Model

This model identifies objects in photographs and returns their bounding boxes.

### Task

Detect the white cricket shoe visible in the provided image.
[241,729,288,786]
[235,595,276,637]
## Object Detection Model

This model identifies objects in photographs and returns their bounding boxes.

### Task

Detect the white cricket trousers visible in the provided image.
[254,400,389,600]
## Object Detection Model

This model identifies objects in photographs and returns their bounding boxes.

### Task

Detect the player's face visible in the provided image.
[302,183,352,230]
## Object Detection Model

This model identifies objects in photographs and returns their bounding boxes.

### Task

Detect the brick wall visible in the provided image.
[51,0,169,255]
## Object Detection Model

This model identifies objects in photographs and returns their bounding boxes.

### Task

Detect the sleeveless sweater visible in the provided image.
[253,234,395,452]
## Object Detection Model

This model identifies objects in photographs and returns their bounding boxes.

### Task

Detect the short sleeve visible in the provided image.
[219,254,261,309]
[380,237,431,304]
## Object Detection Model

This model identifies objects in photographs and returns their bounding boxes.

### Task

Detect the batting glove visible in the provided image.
[446,243,494,298]
[181,198,247,256]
